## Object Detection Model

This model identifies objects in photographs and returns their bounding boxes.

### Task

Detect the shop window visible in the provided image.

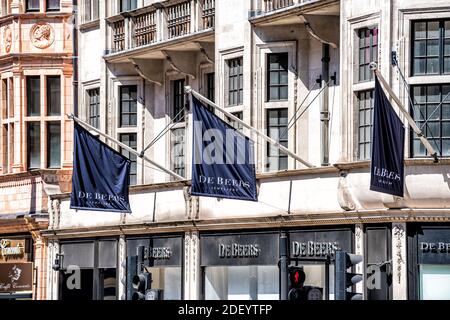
[411,84,450,157]
[119,133,137,185]
[119,85,137,127]
[412,20,450,75]
[267,53,288,101]
[365,226,392,300]
[204,266,279,300]
[47,122,61,168]
[26,76,40,116]
[27,122,40,169]
[357,27,378,82]
[227,57,243,106]
[266,108,288,171]
[59,240,118,301]
[47,76,61,116]
[419,265,450,300]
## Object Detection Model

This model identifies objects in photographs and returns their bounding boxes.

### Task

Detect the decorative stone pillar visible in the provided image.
[118,235,127,300]
[184,231,201,300]
[392,223,407,300]
[46,240,60,300]
[354,224,365,299]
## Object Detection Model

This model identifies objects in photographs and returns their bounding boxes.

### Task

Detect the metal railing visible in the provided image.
[133,10,157,48]
[108,0,216,53]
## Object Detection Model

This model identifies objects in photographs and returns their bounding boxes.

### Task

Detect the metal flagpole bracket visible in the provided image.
[371,64,439,163]
[66,113,75,120]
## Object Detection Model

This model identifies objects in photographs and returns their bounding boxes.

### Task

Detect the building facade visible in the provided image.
[43,0,450,300]
[0,0,73,300]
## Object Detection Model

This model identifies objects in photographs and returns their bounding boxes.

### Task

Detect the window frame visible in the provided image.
[47,121,61,169]
[410,83,450,158]
[87,88,100,129]
[46,0,60,12]
[357,89,375,160]
[411,19,450,76]
[226,57,244,107]
[26,76,41,117]
[266,52,289,102]
[26,0,40,12]
[266,108,288,172]
[357,27,379,83]
[119,85,138,128]
[27,122,41,170]
[119,132,137,185]
[47,75,61,116]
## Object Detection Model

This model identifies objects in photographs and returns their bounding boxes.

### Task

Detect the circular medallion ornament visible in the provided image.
[30,23,54,49]
[4,27,12,53]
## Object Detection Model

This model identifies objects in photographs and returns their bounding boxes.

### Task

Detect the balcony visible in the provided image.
[107,0,215,55]
[250,0,339,27]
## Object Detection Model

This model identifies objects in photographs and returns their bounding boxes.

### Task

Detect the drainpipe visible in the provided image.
[72,0,79,117]
[321,44,330,166]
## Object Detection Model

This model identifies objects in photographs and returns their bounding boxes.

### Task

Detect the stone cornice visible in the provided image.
[41,209,450,240]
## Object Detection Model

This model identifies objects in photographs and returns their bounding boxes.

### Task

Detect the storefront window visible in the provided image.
[420,265,450,300]
[126,236,183,300]
[204,266,278,300]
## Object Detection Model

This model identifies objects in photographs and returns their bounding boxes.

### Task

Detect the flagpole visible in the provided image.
[370,63,439,163]
[185,87,315,168]
[67,114,186,181]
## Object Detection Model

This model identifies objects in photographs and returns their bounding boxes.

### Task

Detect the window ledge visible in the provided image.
[79,19,100,31]
[352,81,375,92]
[409,75,450,85]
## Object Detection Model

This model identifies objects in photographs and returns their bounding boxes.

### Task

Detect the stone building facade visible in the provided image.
[43,0,450,300]
[0,0,73,300]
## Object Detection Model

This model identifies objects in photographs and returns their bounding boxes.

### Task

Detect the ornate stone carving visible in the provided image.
[393,224,405,285]
[355,224,362,253]
[30,23,55,49]
[4,27,12,53]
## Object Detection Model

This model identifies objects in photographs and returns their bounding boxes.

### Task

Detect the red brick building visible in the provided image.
[0,0,73,300]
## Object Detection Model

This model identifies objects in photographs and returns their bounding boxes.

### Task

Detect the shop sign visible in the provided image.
[418,228,450,264]
[420,242,450,253]
[148,247,172,260]
[291,241,340,258]
[201,233,278,266]
[0,239,25,262]
[0,263,33,293]
[289,229,353,260]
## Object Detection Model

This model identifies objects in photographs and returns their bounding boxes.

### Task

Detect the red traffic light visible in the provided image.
[288,266,305,288]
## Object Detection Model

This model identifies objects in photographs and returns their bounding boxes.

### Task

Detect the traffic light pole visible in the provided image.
[280,233,288,300]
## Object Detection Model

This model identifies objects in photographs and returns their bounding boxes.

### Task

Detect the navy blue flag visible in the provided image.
[370,76,405,197]
[191,97,257,201]
[70,122,132,213]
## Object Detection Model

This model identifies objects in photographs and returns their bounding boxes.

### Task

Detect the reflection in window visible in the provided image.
[204,266,279,300]
[266,108,288,171]
[420,265,450,300]
[147,267,182,300]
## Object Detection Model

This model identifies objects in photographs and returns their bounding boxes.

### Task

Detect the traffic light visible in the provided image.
[131,245,152,300]
[132,272,152,300]
[334,250,363,300]
[288,266,323,301]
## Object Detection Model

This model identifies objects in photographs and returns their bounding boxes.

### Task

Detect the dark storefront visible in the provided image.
[200,231,280,300]
[0,235,34,300]
[287,226,353,300]
[126,235,183,300]
[58,238,119,300]
[408,223,450,300]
